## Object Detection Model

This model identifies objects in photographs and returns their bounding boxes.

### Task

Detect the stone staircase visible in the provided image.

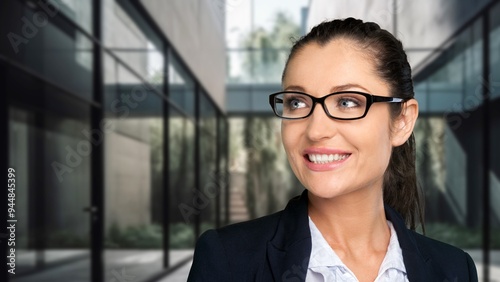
[228,172,250,223]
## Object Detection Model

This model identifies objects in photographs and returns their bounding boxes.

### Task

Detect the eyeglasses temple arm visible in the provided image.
[372,96,406,103]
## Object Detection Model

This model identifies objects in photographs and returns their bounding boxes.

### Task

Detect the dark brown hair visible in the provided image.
[283,17,424,231]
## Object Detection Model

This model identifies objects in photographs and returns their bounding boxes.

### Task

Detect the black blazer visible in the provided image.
[188,190,478,281]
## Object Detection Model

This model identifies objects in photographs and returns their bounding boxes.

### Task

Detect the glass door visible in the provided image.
[8,106,93,282]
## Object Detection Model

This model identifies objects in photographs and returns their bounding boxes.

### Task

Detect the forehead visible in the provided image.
[283,39,389,94]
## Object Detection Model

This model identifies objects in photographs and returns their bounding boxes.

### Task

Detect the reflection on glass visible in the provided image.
[227,49,290,83]
[10,107,91,282]
[199,94,218,233]
[413,19,485,274]
[169,107,196,264]
[104,55,164,281]
[226,1,304,84]
[218,117,229,226]
[102,0,164,91]
[169,55,195,116]
[5,0,94,100]
[228,117,302,224]
[489,2,500,279]
[49,0,93,34]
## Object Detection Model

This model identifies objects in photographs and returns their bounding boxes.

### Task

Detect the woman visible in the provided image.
[188,18,478,282]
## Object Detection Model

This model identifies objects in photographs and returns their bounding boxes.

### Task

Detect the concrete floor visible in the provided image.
[11,250,193,282]
[156,261,192,282]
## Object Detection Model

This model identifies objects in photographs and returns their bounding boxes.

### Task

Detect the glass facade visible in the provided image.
[226,0,308,84]
[227,116,303,223]
[1,0,227,281]
[167,53,196,263]
[413,2,500,278]
[489,1,500,279]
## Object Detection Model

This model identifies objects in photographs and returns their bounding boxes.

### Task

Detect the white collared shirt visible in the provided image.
[306,217,409,282]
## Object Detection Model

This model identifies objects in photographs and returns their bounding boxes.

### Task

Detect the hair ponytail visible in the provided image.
[384,133,425,231]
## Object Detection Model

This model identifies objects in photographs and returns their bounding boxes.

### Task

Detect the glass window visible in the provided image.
[227,49,290,84]
[1,55,94,281]
[168,106,196,263]
[490,2,500,100]
[413,19,484,272]
[227,116,302,224]
[10,108,92,282]
[103,54,164,281]
[102,0,164,92]
[489,0,500,272]
[169,54,195,117]
[199,94,218,233]
[4,0,94,100]
[226,0,307,84]
[218,116,229,226]
[49,0,93,34]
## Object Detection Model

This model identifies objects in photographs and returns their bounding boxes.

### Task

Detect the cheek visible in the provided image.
[363,124,393,165]
[281,122,300,161]
[281,123,291,152]
[354,115,393,163]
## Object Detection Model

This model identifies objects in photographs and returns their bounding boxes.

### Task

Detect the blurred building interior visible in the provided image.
[0,0,499,281]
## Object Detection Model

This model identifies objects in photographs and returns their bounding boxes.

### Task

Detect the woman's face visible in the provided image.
[281,39,400,200]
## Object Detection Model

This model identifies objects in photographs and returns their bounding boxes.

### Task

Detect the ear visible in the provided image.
[391,99,418,147]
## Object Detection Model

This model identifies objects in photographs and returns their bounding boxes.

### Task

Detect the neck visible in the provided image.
[307,186,389,252]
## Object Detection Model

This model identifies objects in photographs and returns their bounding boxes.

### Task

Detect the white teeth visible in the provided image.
[308,154,349,164]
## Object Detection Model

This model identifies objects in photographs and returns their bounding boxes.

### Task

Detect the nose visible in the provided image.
[305,103,338,142]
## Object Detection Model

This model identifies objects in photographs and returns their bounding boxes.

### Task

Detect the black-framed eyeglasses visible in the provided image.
[269,91,409,120]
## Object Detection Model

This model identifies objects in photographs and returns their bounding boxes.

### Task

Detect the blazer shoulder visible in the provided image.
[216,210,284,250]
[188,211,284,281]
[410,230,478,281]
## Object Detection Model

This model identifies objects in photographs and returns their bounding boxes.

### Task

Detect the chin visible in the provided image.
[306,184,348,200]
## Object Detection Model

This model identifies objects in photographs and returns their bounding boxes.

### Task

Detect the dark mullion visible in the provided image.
[91,0,104,281]
[194,85,201,239]
[33,114,46,271]
[481,12,491,282]
[225,119,230,226]
[0,61,8,282]
[0,0,11,275]
[215,112,221,229]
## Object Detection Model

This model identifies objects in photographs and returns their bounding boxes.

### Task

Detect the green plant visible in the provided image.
[169,223,195,249]
[46,230,89,248]
[424,223,500,249]
[105,223,162,249]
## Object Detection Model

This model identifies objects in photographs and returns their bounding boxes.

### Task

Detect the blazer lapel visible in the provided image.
[265,193,433,281]
[267,190,311,282]
[385,206,433,281]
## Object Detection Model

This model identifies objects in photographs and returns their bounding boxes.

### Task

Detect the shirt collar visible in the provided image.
[377,220,407,275]
[307,217,407,275]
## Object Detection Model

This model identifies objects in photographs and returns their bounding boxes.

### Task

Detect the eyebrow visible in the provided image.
[284,83,372,93]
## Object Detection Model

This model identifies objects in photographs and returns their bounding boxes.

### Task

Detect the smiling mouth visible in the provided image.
[306,153,351,164]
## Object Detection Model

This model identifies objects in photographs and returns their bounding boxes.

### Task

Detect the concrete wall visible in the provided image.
[307,0,492,73]
[140,0,227,112]
[105,119,152,229]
